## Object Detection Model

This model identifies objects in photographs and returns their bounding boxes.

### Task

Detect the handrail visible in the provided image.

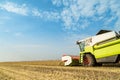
[94,39,120,49]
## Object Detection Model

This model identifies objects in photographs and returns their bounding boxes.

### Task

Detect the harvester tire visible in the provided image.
[83,54,96,66]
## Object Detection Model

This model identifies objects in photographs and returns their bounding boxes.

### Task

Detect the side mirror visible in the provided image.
[119,31,120,34]
[76,41,79,44]
[117,31,120,38]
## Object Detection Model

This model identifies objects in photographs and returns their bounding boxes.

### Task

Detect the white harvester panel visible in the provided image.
[82,31,117,46]
[91,31,117,46]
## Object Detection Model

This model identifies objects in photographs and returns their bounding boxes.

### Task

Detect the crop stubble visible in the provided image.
[0,61,120,80]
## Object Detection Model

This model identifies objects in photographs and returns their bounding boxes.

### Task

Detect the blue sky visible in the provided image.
[0,0,120,61]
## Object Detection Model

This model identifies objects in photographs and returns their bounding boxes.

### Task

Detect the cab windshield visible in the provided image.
[78,41,85,52]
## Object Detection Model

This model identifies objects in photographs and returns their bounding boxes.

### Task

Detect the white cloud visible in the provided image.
[43,11,61,20]
[61,8,73,29]
[52,0,62,6]
[32,8,42,17]
[32,8,60,21]
[80,20,90,29]
[77,0,96,17]
[52,0,98,30]
[109,0,120,31]
[0,1,120,31]
[51,0,120,31]
[96,0,108,15]
[0,2,28,16]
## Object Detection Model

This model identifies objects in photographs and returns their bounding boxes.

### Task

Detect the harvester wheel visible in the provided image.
[118,55,120,63]
[116,55,120,63]
[83,54,96,66]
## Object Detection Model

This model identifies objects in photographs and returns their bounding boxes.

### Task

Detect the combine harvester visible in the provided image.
[62,30,120,66]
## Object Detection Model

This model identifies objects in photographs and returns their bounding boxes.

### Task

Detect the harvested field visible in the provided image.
[0,60,120,80]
